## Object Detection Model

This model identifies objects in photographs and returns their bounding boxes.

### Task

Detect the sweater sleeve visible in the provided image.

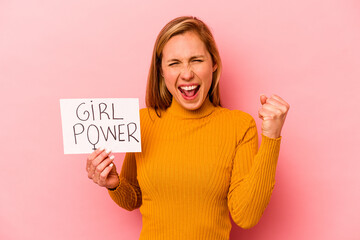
[227,115,281,229]
[107,152,142,211]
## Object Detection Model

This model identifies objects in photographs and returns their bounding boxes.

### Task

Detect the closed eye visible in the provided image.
[192,59,203,63]
[169,62,179,66]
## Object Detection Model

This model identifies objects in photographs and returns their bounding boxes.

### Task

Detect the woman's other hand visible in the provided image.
[258,94,290,139]
[86,147,120,189]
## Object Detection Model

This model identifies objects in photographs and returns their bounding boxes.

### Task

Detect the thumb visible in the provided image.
[260,94,267,105]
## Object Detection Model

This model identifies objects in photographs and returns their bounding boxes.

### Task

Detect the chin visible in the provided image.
[183,103,201,111]
[176,95,205,111]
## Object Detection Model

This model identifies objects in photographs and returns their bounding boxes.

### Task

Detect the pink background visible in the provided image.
[1,1,359,239]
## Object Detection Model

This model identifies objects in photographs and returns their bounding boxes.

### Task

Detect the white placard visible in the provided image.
[60,98,141,154]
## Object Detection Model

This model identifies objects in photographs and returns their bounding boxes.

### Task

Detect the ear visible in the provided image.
[212,63,218,72]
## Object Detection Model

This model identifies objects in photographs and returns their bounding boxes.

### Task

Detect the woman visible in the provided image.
[86,16,289,240]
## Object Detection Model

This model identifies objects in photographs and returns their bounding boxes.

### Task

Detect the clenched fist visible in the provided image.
[258,94,290,139]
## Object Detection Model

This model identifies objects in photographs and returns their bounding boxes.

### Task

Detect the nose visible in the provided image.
[180,65,194,81]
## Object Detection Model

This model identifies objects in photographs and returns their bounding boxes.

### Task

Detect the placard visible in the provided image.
[60,98,141,154]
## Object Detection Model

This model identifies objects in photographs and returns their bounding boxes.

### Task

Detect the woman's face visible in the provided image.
[161,31,217,110]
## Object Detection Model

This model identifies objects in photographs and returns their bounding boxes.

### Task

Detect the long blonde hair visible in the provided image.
[145,16,222,112]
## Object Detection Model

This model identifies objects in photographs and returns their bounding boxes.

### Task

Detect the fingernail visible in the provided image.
[105,148,112,154]
[109,155,115,160]
[99,146,105,151]
[109,163,114,167]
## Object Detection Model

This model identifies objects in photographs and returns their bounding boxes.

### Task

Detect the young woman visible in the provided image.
[86,16,289,240]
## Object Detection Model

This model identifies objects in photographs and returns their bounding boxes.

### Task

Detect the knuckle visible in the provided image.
[95,166,102,173]
[100,172,107,179]
[91,161,97,168]
[268,98,275,104]
[86,161,91,169]
[98,178,103,185]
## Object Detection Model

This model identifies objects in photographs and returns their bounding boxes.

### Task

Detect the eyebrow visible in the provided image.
[166,55,205,62]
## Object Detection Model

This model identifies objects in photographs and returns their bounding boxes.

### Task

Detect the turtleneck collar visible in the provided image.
[166,96,216,119]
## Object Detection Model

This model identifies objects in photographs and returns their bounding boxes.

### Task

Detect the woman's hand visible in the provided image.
[258,94,290,139]
[86,147,120,189]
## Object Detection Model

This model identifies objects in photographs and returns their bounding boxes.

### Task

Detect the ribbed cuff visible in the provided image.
[258,134,282,165]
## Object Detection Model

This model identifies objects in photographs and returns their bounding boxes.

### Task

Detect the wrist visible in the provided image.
[262,131,281,139]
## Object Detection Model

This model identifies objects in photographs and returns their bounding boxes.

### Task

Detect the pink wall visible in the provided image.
[1,1,359,239]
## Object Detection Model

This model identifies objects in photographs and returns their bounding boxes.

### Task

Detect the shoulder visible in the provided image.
[214,107,255,127]
[211,107,257,142]
[140,107,151,118]
[216,107,258,143]
[139,107,162,124]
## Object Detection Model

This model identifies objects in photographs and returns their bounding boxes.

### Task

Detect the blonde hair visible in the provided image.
[145,16,222,112]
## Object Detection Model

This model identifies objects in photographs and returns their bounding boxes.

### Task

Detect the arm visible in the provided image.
[108,152,142,211]
[227,117,281,229]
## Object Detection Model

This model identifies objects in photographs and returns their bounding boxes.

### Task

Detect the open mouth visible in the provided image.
[178,85,200,99]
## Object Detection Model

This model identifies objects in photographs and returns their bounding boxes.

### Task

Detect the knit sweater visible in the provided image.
[108,97,281,240]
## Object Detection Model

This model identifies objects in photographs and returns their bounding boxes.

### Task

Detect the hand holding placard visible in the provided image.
[60,98,141,154]
[86,147,119,189]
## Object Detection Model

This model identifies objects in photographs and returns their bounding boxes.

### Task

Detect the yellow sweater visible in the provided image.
[108,97,281,240]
